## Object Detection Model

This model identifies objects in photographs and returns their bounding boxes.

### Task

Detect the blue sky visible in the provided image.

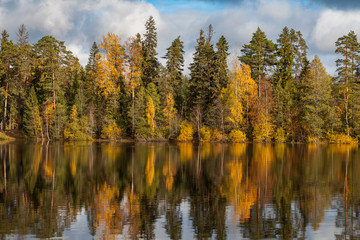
[1,0,360,75]
[146,0,227,13]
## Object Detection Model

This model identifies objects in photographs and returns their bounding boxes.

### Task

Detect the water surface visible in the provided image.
[0,142,359,239]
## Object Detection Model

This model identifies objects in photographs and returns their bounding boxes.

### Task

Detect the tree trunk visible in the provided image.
[52,71,56,110]
[3,81,8,131]
[345,47,349,136]
[132,87,135,136]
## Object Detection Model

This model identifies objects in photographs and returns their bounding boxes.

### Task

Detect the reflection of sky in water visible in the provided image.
[1,143,358,239]
[11,198,346,239]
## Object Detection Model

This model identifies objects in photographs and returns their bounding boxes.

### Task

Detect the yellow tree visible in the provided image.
[43,101,54,140]
[95,32,125,100]
[146,97,156,136]
[163,92,177,137]
[126,35,143,136]
[232,63,258,129]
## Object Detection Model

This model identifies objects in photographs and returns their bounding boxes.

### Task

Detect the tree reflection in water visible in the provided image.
[0,142,359,239]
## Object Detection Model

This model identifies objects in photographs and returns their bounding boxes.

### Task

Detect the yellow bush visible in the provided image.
[275,128,286,143]
[229,129,247,143]
[200,125,211,142]
[308,135,320,143]
[177,121,194,142]
[101,121,122,140]
[327,132,358,144]
[211,129,223,142]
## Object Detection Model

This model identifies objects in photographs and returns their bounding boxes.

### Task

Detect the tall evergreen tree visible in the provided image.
[163,36,185,112]
[142,16,159,86]
[0,30,17,130]
[273,27,308,141]
[214,35,230,92]
[335,30,359,136]
[300,56,333,140]
[23,86,43,137]
[239,27,276,97]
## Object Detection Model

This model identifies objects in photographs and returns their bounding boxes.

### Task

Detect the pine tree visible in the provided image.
[142,16,159,86]
[1,30,17,130]
[239,27,276,97]
[214,35,230,91]
[335,30,359,136]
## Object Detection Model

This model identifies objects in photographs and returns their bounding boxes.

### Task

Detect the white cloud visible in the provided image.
[312,9,360,53]
[0,0,346,75]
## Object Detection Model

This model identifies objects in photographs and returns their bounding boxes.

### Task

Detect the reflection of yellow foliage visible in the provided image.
[252,144,274,177]
[228,161,243,187]
[275,143,286,159]
[93,183,122,239]
[163,159,176,191]
[178,143,193,162]
[125,188,141,238]
[329,144,357,154]
[230,143,246,158]
[43,158,53,178]
[102,144,122,162]
[145,149,155,186]
[71,158,76,177]
[232,185,257,223]
[32,145,42,174]
[226,159,257,223]
[200,143,211,159]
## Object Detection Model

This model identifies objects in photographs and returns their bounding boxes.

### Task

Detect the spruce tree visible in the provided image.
[273,27,308,141]
[23,86,43,137]
[142,16,159,86]
[163,36,185,112]
[214,35,230,93]
[300,56,332,140]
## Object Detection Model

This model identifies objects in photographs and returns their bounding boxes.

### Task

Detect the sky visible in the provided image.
[1,0,360,75]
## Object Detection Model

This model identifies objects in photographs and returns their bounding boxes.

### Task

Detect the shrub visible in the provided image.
[200,125,211,142]
[228,129,247,143]
[274,127,286,143]
[64,105,92,140]
[211,129,223,142]
[327,132,358,144]
[177,121,194,142]
[101,121,122,140]
[308,135,320,143]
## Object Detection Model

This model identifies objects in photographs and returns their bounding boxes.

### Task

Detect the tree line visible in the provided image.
[1,17,360,143]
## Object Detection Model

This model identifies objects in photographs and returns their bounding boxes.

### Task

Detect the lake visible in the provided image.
[0,142,359,239]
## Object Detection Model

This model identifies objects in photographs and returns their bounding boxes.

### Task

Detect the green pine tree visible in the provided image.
[142,16,159,87]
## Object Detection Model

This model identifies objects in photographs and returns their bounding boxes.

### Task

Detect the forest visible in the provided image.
[0,16,359,143]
